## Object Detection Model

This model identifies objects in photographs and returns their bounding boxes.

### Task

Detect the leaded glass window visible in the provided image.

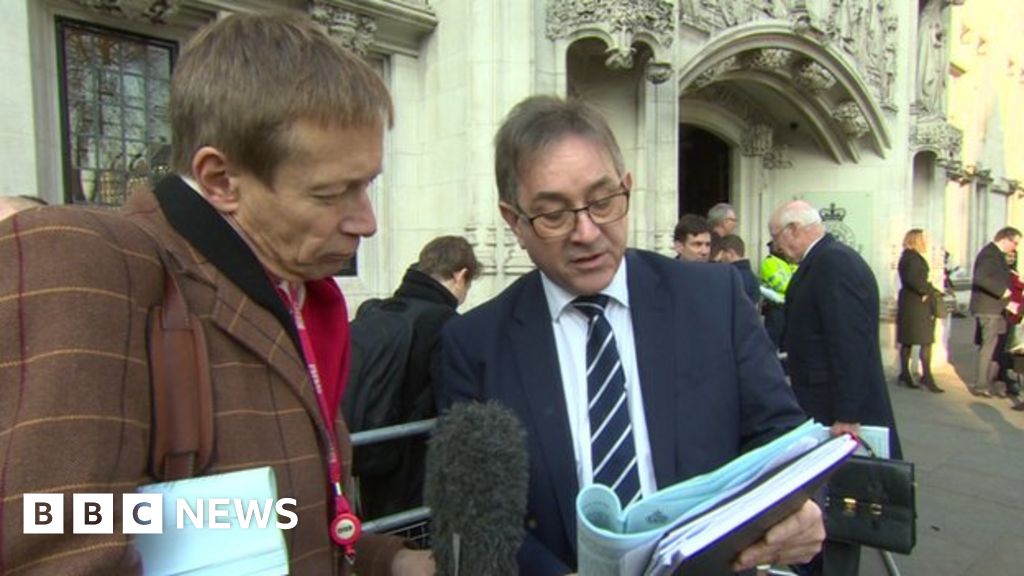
[57,18,176,206]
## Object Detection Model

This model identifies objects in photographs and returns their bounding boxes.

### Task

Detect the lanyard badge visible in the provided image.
[280,282,362,561]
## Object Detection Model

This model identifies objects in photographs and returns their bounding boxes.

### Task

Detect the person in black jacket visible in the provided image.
[969,226,1021,398]
[896,229,944,392]
[770,200,902,576]
[348,235,481,519]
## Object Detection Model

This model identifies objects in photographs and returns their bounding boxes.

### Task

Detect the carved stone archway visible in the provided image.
[677,23,891,164]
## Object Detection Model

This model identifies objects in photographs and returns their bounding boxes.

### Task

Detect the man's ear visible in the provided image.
[672,240,684,256]
[499,202,526,248]
[192,146,239,215]
[621,171,633,191]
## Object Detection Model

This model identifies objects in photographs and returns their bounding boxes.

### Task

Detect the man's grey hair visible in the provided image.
[777,202,823,228]
[707,202,735,226]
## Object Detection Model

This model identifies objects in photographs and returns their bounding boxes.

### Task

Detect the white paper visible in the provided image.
[134,467,290,576]
[855,425,890,458]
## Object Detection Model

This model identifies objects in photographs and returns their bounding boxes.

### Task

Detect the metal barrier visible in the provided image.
[350,418,436,545]
[350,418,436,447]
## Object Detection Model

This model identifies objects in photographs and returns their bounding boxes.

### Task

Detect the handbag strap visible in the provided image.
[146,250,215,481]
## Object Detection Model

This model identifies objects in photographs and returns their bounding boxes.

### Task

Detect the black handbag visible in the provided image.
[823,440,916,554]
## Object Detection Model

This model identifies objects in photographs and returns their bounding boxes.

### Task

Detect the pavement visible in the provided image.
[856,315,1024,575]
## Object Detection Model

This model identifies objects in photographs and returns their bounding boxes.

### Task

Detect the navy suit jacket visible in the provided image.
[439,250,806,575]
[783,234,902,459]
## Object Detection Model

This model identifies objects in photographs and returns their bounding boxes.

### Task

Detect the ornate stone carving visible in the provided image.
[746,48,792,71]
[70,0,178,23]
[681,0,898,111]
[763,145,793,170]
[793,60,836,93]
[692,56,741,89]
[547,0,674,78]
[309,0,378,56]
[826,0,898,109]
[741,124,773,156]
[645,61,674,84]
[910,119,962,166]
[691,85,771,126]
[547,0,674,48]
[916,0,950,116]
[831,101,869,139]
[681,0,787,29]
[605,47,636,71]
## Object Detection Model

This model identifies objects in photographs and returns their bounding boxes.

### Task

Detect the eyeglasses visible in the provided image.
[516,186,631,239]
[769,223,792,241]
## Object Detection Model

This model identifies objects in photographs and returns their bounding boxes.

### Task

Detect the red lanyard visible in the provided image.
[280,282,361,562]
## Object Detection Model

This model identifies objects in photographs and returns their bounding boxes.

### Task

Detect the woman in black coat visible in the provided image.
[897,229,944,392]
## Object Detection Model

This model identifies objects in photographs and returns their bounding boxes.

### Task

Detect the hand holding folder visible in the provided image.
[575,421,858,576]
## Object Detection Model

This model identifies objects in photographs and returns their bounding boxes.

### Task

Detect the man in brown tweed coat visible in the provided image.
[0,12,433,576]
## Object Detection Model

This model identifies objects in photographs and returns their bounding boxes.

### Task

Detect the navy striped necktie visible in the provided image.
[572,295,641,507]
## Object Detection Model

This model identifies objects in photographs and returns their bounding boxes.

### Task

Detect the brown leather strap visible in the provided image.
[147,261,214,481]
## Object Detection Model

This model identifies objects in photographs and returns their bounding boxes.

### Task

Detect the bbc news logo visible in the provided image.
[23,494,298,534]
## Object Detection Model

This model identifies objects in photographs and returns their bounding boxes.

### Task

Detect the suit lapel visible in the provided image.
[626,253,677,488]
[508,274,579,550]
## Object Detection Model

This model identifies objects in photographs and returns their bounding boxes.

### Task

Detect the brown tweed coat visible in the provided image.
[0,180,404,575]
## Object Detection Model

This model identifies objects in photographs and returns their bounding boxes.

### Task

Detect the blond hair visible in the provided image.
[902,229,926,253]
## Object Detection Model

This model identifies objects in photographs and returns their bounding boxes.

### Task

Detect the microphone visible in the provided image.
[425,401,529,576]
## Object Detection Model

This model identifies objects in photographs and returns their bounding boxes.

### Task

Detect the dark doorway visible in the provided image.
[678,125,731,218]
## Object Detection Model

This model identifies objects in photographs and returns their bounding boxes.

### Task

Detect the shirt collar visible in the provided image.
[800,233,826,262]
[178,175,301,294]
[541,256,630,320]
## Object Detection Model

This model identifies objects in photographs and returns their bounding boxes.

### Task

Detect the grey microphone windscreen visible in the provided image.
[425,401,529,576]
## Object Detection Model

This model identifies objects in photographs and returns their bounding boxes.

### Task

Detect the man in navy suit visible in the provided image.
[770,200,902,575]
[439,96,825,576]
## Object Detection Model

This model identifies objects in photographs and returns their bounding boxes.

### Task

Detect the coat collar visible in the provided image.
[124,178,316,417]
[149,176,301,353]
[789,233,835,293]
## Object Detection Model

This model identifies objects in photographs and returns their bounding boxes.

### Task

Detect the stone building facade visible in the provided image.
[1,0,1020,329]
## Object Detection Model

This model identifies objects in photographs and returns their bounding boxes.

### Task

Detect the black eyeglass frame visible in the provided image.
[514,184,631,239]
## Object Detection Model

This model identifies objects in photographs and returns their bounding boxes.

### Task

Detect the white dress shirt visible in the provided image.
[540,259,658,497]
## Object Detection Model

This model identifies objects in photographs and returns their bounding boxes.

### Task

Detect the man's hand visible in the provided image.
[391,548,435,576]
[829,421,860,438]
[731,500,824,571]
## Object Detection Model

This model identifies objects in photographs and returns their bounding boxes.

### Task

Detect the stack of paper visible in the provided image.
[576,421,858,576]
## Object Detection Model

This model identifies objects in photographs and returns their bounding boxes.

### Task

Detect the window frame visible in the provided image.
[54,16,177,206]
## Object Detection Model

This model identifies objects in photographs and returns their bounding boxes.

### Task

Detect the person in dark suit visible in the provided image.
[439,95,825,576]
[896,229,944,393]
[770,200,902,576]
[714,233,761,307]
[969,226,1022,398]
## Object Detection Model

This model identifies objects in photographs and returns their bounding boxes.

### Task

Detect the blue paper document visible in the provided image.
[576,421,858,576]
[134,466,290,576]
